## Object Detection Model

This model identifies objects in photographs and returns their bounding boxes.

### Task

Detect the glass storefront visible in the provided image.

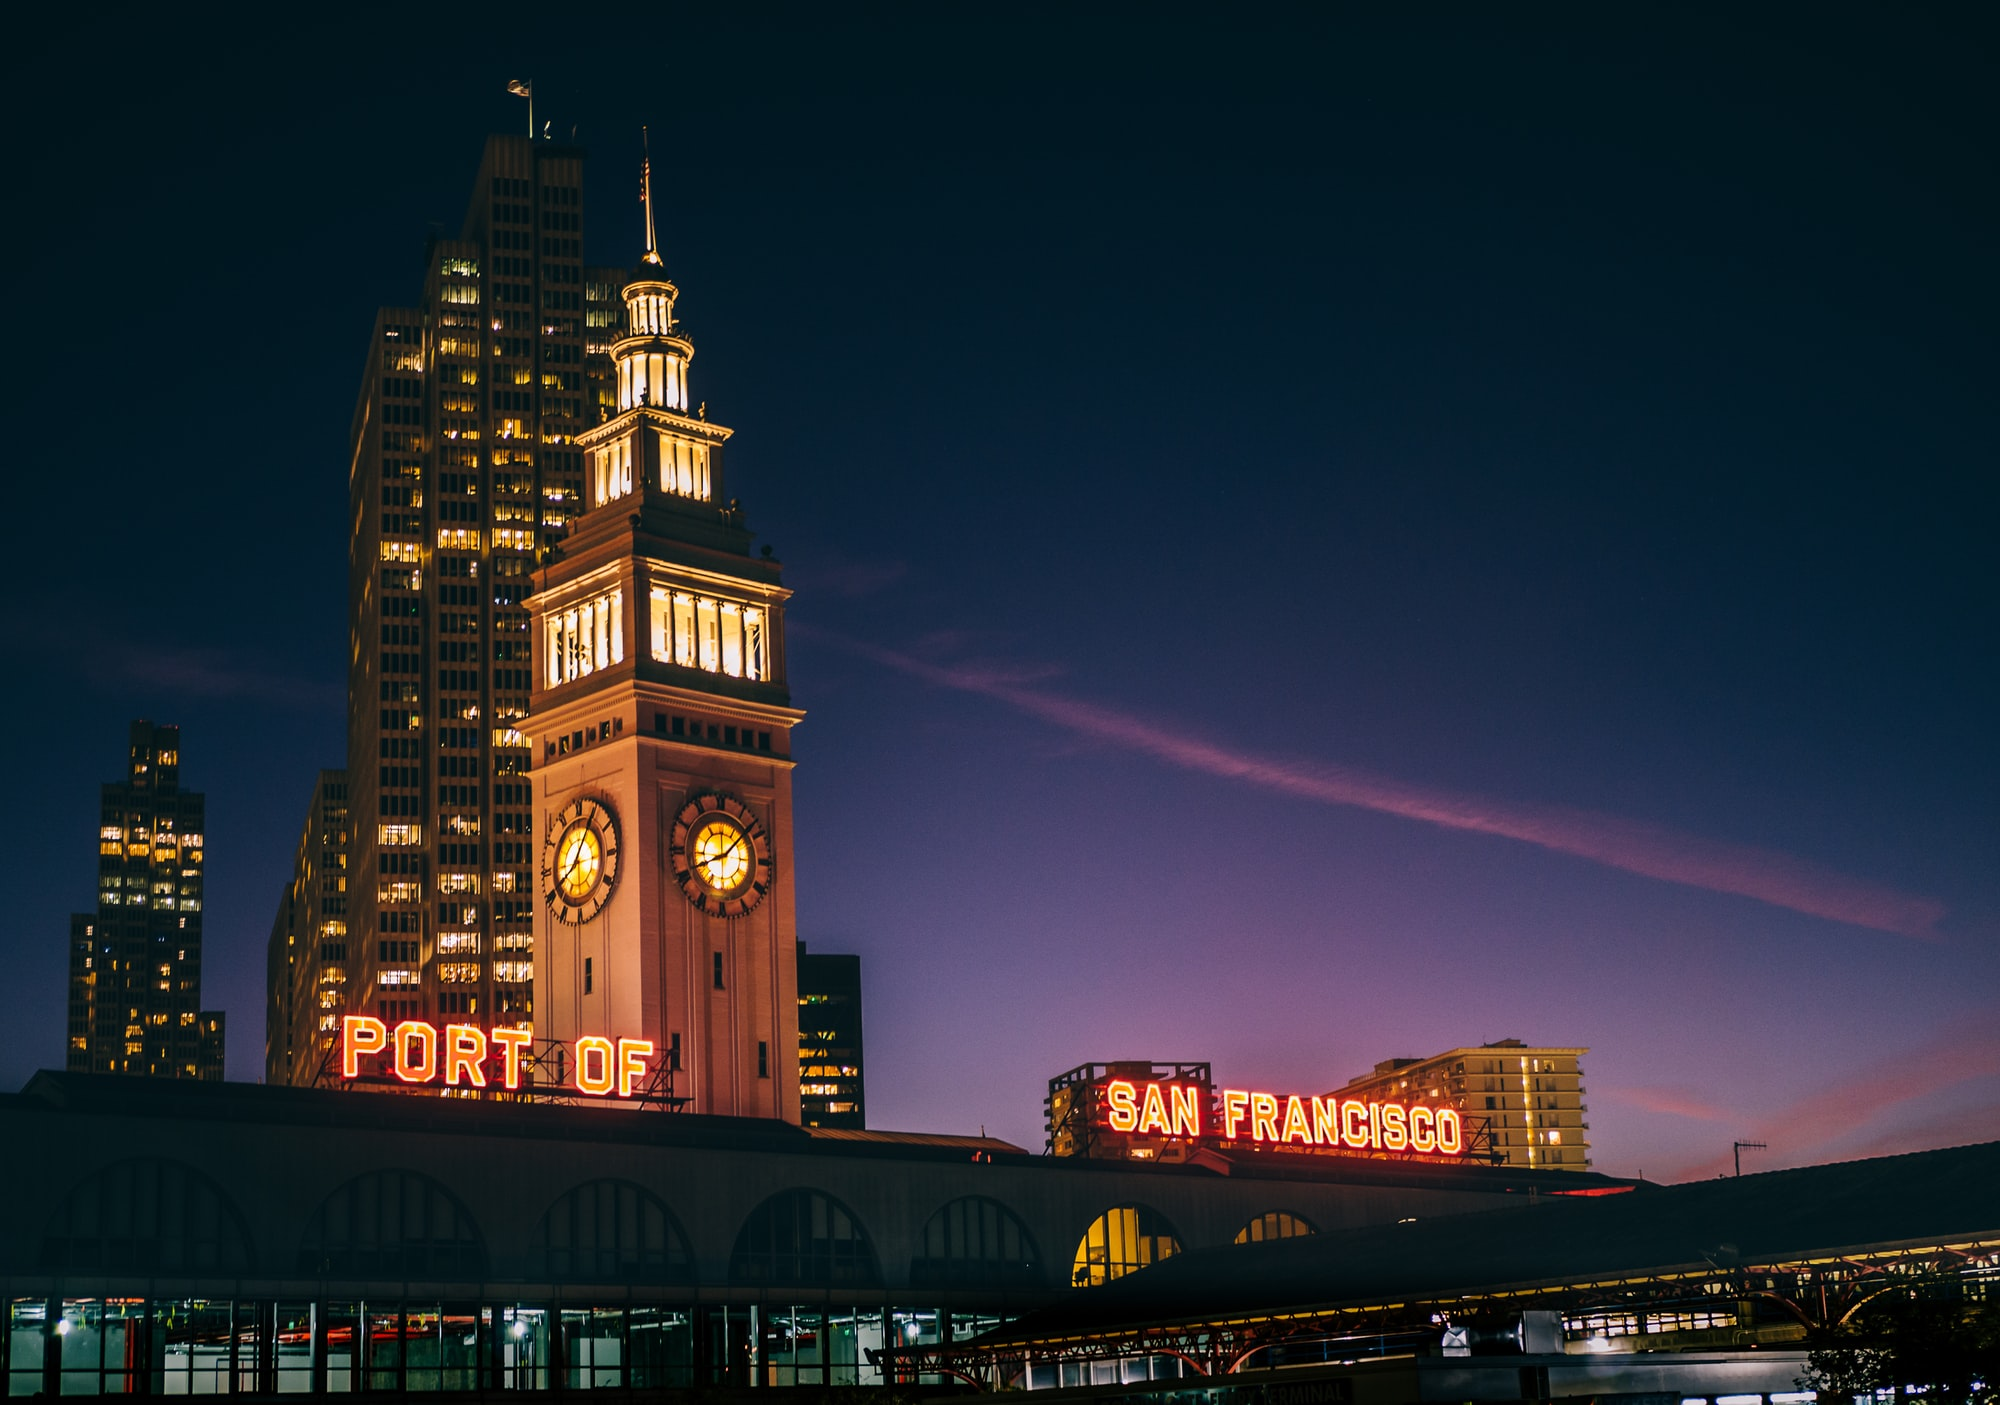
[5,1297,998,1395]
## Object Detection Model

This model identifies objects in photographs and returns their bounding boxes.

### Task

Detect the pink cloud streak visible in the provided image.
[1665,1021,2000,1180]
[810,629,1946,939]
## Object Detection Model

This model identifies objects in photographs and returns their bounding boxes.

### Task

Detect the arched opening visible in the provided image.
[1071,1204,1182,1288]
[529,1179,694,1282]
[296,1169,486,1278]
[1233,1210,1318,1245]
[728,1188,879,1287]
[40,1157,253,1274]
[910,1195,1043,1289]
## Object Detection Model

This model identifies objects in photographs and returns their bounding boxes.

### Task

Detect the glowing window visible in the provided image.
[1071,1204,1181,1287]
[548,588,624,685]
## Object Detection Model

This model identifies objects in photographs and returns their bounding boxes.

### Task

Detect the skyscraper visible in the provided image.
[330,135,627,1063]
[529,185,803,1119]
[797,942,865,1129]
[264,771,349,1086]
[67,721,226,1080]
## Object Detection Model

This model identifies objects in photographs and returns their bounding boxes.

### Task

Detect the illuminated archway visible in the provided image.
[1071,1204,1182,1288]
[1233,1210,1317,1245]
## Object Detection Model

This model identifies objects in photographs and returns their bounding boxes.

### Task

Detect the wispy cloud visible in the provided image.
[801,627,1947,939]
[1605,1086,1733,1122]
[1833,1101,2000,1166]
[1664,1019,2000,1180]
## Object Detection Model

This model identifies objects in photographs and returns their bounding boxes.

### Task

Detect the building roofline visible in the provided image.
[9,1072,1635,1193]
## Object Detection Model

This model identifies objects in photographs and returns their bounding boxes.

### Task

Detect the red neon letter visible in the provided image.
[1310,1096,1337,1146]
[1138,1083,1173,1135]
[1341,1099,1371,1149]
[1280,1095,1312,1144]
[574,1036,616,1095]
[1435,1107,1463,1155]
[1222,1089,1249,1140]
[1250,1092,1280,1142]
[1169,1084,1202,1137]
[1104,1080,1140,1133]
[1409,1105,1437,1153]
[443,1024,487,1087]
[341,1015,387,1078]
[1380,1102,1408,1151]
[393,1020,438,1083]
[617,1038,654,1098]
[491,1026,533,1090]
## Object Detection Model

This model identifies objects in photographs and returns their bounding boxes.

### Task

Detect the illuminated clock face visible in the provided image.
[542,797,621,925]
[671,791,772,918]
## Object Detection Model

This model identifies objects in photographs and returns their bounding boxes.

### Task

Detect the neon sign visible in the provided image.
[340,1016,654,1098]
[1100,1078,1465,1157]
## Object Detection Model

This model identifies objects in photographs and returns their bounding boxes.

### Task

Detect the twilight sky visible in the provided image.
[5,5,1995,1182]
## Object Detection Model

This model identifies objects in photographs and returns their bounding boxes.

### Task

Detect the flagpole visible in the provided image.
[508,80,534,139]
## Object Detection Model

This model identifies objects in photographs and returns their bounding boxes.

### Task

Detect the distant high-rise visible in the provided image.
[1333,1039,1592,1171]
[797,943,864,1129]
[341,135,626,1044]
[67,721,226,1079]
[265,771,349,1086]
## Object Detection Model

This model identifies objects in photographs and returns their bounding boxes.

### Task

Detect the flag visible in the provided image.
[507,79,532,98]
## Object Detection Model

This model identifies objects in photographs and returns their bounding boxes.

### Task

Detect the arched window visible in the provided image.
[529,1179,694,1282]
[729,1189,878,1287]
[1071,1205,1181,1288]
[297,1170,486,1279]
[911,1196,1043,1290]
[41,1158,253,1273]
[1234,1210,1318,1245]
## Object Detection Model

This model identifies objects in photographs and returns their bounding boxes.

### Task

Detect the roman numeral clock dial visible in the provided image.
[670,791,773,918]
[542,797,621,925]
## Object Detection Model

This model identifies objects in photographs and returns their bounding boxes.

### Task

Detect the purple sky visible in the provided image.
[5,6,1995,1182]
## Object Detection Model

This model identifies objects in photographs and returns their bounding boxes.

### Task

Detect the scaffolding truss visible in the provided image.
[872,1236,2000,1389]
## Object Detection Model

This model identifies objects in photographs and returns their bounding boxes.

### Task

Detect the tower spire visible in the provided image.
[640,125,662,266]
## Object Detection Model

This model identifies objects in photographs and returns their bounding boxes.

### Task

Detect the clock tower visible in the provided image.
[527,180,801,1121]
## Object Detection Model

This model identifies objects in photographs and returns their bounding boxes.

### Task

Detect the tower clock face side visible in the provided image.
[542,796,622,925]
[669,791,774,918]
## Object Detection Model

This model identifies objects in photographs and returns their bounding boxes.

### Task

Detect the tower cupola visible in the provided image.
[613,277,693,414]
[613,127,693,415]
[576,131,733,515]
